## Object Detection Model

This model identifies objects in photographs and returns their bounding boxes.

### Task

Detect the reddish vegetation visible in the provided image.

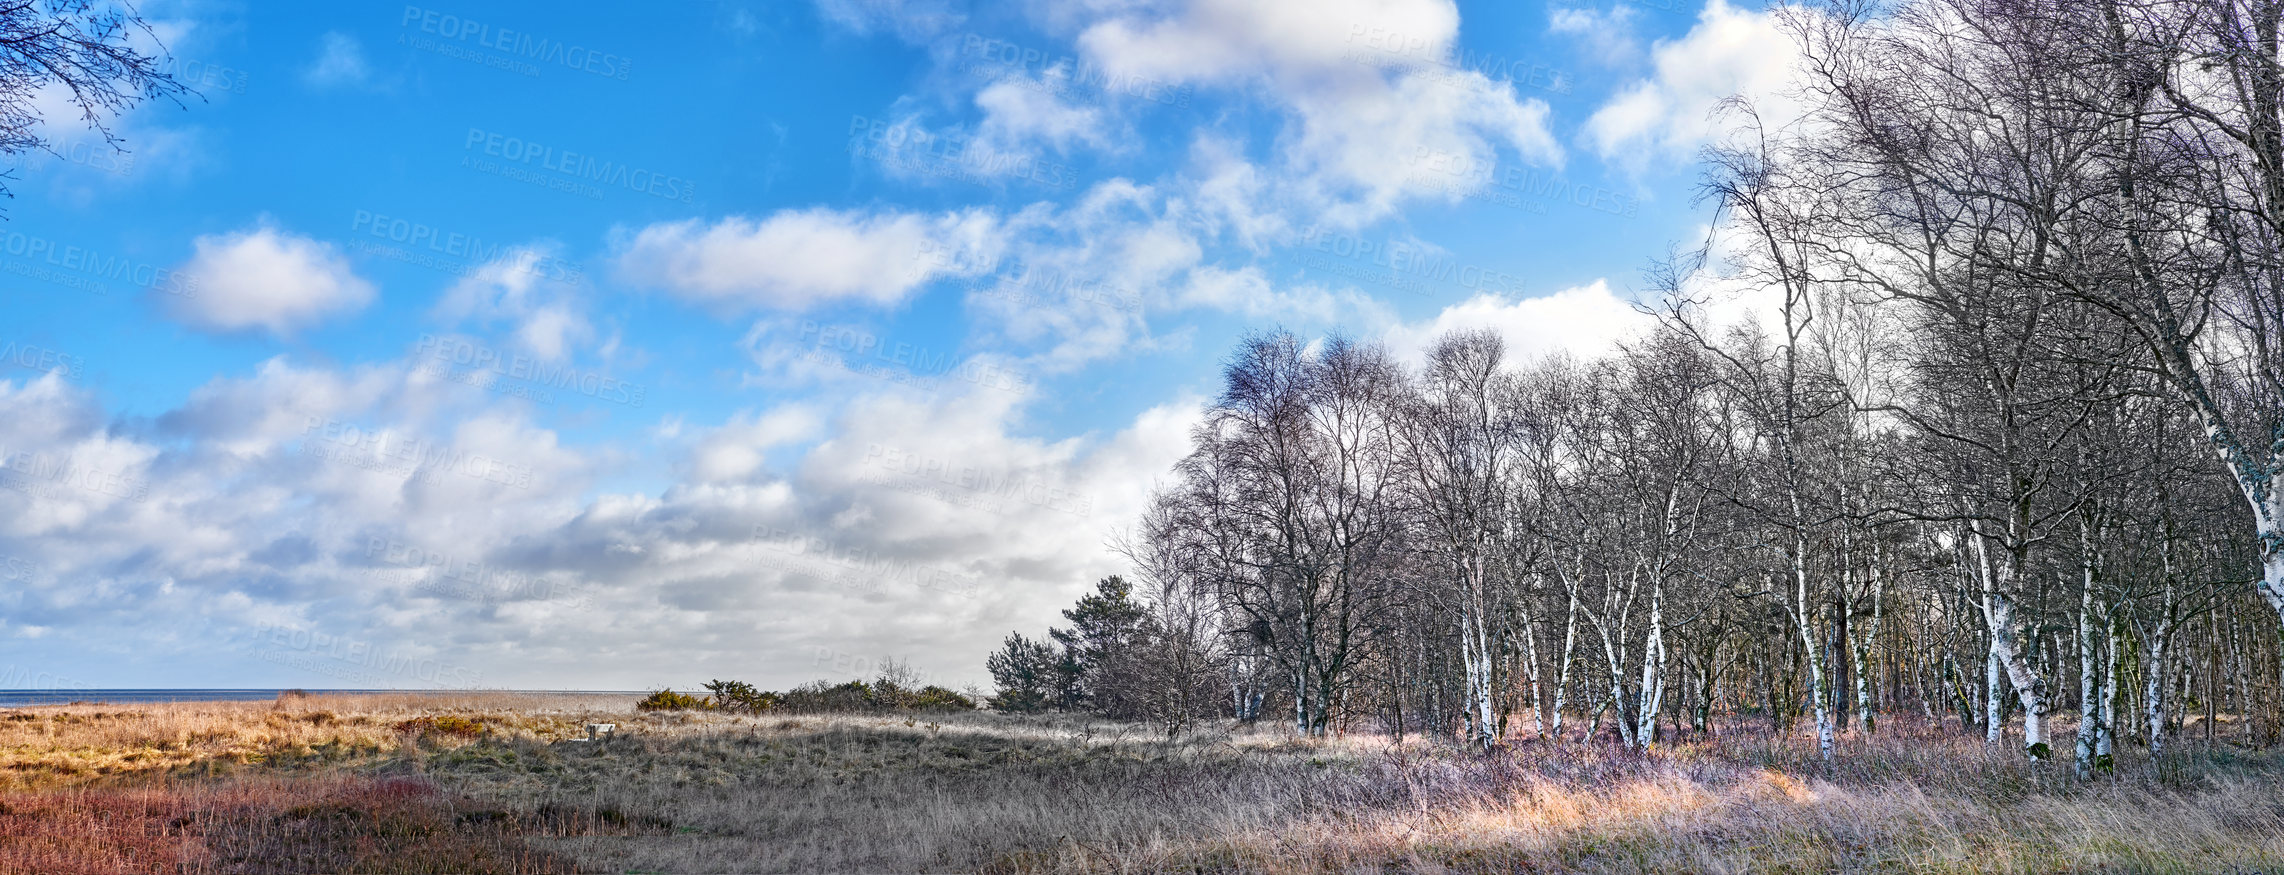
[0,774,653,875]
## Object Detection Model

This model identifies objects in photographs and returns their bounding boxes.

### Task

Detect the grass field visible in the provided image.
[1,693,2280,873]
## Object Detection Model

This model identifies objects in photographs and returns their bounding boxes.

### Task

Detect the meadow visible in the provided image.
[1,692,2280,873]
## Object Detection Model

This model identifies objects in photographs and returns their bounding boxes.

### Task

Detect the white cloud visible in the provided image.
[1283,67,1563,224]
[1383,280,1651,365]
[1585,0,1798,165]
[1549,5,1642,66]
[1077,0,1461,84]
[167,225,376,336]
[1181,138,1290,250]
[1071,0,1563,226]
[303,32,372,89]
[0,356,598,673]
[496,384,1200,688]
[1174,264,1394,327]
[687,407,824,482]
[975,74,1110,154]
[433,247,591,362]
[0,346,1205,688]
[614,208,1006,312]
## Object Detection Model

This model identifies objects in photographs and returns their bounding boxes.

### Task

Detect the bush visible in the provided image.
[902,685,980,711]
[778,680,874,713]
[703,679,782,714]
[671,677,979,715]
[635,689,710,712]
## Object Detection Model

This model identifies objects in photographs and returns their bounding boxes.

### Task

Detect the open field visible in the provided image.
[2,693,2282,873]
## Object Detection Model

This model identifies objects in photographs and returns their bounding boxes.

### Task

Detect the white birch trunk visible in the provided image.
[1985,639,2006,744]
[1551,589,1578,739]
[2098,611,2118,766]
[1852,555,1883,735]
[1461,598,1497,749]
[1637,576,1666,747]
[1522,601,1546,739]
[2075,571,2099,777]
[1987,592,2048,758]
[1970,528,2008,745]
[1794,543,1834,760]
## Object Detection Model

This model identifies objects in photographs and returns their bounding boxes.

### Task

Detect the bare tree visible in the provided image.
[1393,329,1522,749]
[0,0,188,204]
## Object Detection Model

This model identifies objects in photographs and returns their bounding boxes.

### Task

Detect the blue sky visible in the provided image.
[0,0,1796,692]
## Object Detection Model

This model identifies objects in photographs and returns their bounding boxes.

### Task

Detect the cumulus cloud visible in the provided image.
[1585,0,1799,164]
[975,75,1110,154]
[0,326,1203,689]
[950,178,1380,373]
[615,208,1006,312]
[166,225,376,336]
[1549,4,1642,67]
[0,355,599,681]
[1175,264,1394,327]
[1383,280,1651,366]
[1072,0,1563,225]
[687,407,825,483]
[1077,0,1462,84]
[1283,66,1563,223]
[490,384,1199,688]
[433,247,592,362]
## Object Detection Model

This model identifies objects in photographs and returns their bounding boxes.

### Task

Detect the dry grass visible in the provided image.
[0,692,628,791]
[4,695,2283,873]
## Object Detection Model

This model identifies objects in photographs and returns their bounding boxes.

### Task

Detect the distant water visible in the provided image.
[0,689,640,707]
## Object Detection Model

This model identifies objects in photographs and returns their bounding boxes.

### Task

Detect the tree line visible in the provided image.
[989,0,2284,777]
